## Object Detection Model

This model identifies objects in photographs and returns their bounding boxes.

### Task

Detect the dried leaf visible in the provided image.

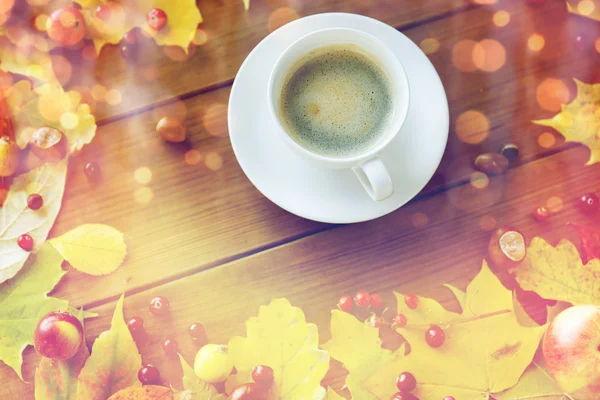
[515,237,600,305]
[570,223,600,263]
[322,310,399,400]
[173,354,226,400]
[35,309,90,400]
[50,224,126,276]
[76,295,142,400]
[533,79,600,165]
[227,298,329,399]
[5,80,96,153]
[364,262,546,399]
[108,386,174,400]
[0,160,67,283]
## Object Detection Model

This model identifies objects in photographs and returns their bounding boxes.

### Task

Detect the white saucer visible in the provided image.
[228,13,449,224]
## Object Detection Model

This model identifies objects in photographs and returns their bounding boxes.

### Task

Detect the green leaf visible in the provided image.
[173,354,226,400]
[0,160,67,283]
[75,295,142,400]
[35,309,90,400]
[0,244,71,379]
[49,224,127,276]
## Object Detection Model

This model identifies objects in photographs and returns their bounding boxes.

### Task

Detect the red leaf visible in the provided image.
[570,223,600,263]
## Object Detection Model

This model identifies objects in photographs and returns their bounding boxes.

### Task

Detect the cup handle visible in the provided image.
[352,157,393,201]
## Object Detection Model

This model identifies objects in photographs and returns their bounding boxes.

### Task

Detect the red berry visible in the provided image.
[404,294,418,309]
[354,291,371,307]
[579,193,599,214]
[147,8,167,31]
[575,35,586,50]
[34,311,83,360]
[389,392,418,400]
[120,43,137,60]
[123,29,139,44]
[394,314,407,328]
[27,193,43,210]
[425,325,445,348]
[189,322,206,339]
[252,365,274,389]
[369,314,382,328]
[138,365,160,385]
[149,296,170,316]
[444,397,456,400]
[95,3,112,21]
[532,206,549,221]
[127,316,144,334]
[338,296,354,312]
[370,293,383,309]
[84,161,101,182]
[18,234,34,251]
[48,8,86,47]
[396,372,417,391]
[162,338,178,357]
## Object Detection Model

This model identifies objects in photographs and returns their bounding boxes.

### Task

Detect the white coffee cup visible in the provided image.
[267,27,410,201]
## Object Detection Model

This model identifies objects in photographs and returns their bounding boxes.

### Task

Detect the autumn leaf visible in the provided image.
[570,223,600,263]
[515,237,600,305]
[243,0,250,11]
[0,244,81,380]
[75,0,202,53]
[567,0,600,22]
[495,359,568,400]
[76,295,142,400]
[49,224,127,276]
[0,160,67,283]
[35,309,90,400]
[108,385,174,400]
[226,298,329,399]
[322,310,400,400]
[533,79,600,165]
[0,37,55,82]
[364,262,546,400]
[173,354,226,400]
[5,81,96,153]
[325,388,345,400]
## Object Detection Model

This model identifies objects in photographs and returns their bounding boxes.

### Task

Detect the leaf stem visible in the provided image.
[491,393,573,400]
[406,309,512,329]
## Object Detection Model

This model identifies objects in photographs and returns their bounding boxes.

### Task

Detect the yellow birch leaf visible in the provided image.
[515,237,600,305]
[533,79,600,165]
[364,262,546,399]
[322,310,400,400]
[173,354,226,400]
[49,224,126,276]
[76,295,142,400]
[227,298,329,400]
[140,0,203,51]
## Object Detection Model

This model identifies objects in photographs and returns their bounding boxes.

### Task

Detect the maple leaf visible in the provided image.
[322,310,400,400]
[533,79,600,165]
[173,354,226,400]
[108,385,174,400]
[570,223,600,263]
[226,298,329,399]
[0,37,55,82]
[74,0,202,53]
[49,224,127,276]
[0,159,67,283]
[364,262,546,400]
[76,295,142,400]
[34,309,90,400]
[0,243,82,380]
[5,80,96,153]
[515,237,600,305]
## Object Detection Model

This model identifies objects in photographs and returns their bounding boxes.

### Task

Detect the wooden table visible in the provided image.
[3,0,600,398]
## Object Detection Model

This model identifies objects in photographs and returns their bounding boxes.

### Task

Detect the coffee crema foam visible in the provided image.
[280,44,393,158]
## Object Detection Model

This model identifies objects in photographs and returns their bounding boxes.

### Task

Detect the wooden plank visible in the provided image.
[4,143,598,396]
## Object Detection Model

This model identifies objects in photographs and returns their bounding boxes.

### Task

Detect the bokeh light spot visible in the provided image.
[193,29,208,46]
[411,212,429,228]
[134,167,152,185]
[91,84,107,102]
[479,215,497,232]
[134,187,154,205]
[60,112,79,130]
[546,196,563,213]
[420,38,440,55]
[205,152,223,171]
[473,39,506,72]
[34,14,49,31]
[455,110,490,144]
[493,10,510,27]
[536,78,569,112]
[528,34,545,52]
[185,149,202,166]
[203,103,229,137]
[452,40,478,72]
[538,132,556,148]
[578,0,595,15]
[470,172,490,189]
[268,7,299,33]
[105,89,122,105]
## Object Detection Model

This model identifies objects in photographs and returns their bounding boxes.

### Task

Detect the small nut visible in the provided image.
[501,143,520,162]
[30,127,68,162]
[488,226,526,270]
[0,136,20,177]
[156,117,186,143]
[474,152,509,175]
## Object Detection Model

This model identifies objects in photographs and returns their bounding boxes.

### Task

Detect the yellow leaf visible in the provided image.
[227,298,329,400]
[533,79,600,165]
[5,81,96,153]
[141,0,203,51]
[364,262,546,399]
[0,37,55,82]
[322,310,400,400]
[76,295,142,400]
[325,388,345,400]
[174,354,226,400]
[243,0,250,11]
[495,360,568,400]
[49,224,126,276]
[515,237,600,305]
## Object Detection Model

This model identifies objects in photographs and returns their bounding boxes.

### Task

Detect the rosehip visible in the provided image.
[404,294,418,309]
[389,392,418,400]
[394,314,407,328]
[34,311,83,360]
[48,8,86,47]
[27,193,43,210]
[162,338,178,357]
[338,295,354,312]
[354,291,371,307]
[138,365,161,385]
[18,234,34,251]
[396,372,417,391]
[252,365,274,389]
[425,325,445,348]
[149,296,170,316]
[194,344,233,383]
[444,397,456,400]
[579,193,599,214]
[370,293,383,309]
[189,322,207,339]
[127,316,144,334]
[533,206,549,221]
[147,8,167,31]
[84,161,101,182]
